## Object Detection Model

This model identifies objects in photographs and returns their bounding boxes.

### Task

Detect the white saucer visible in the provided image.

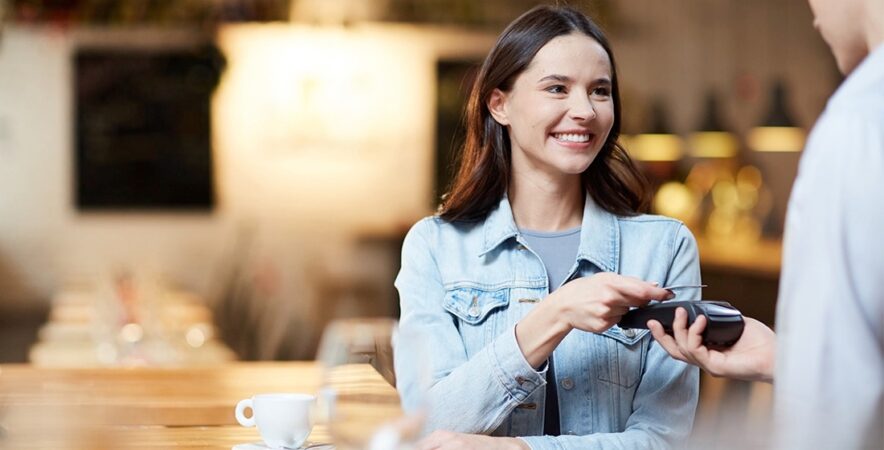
[232,442,334,450]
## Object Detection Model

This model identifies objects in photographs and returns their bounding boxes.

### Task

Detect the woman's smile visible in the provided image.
[550,131,596,149]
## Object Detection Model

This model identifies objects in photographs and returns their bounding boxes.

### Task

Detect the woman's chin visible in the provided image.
[554,157,597,176]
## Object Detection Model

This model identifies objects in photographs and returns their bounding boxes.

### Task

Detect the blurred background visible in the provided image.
[0,0,836,443]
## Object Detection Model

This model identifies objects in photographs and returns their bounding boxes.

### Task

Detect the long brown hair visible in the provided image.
[438,5,649,222]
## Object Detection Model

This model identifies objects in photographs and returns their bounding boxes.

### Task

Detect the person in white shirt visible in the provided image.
[649,0,884,447]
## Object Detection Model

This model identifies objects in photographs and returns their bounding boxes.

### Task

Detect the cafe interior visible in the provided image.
[0,0,842,448]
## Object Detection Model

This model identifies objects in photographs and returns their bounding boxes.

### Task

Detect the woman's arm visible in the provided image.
[515,273,673,368]
[394,219,546,434]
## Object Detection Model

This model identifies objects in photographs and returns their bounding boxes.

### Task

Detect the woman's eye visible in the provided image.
[592,86,611,97]
[546,85,567,94]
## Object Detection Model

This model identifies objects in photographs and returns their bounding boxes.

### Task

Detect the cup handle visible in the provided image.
[235,399,255,427]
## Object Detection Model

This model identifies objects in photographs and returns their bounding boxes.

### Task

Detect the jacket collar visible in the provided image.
[479,193,620,272]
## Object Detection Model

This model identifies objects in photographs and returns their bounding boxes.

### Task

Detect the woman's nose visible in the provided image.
[569,93,597,122]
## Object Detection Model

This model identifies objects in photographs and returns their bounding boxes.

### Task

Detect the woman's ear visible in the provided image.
[487,88,510,126]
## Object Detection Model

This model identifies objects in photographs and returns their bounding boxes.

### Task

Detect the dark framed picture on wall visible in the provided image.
[74,33,225,211]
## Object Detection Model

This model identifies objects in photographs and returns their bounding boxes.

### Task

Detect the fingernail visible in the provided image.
[666,290,675,299]
[651,281,660,287]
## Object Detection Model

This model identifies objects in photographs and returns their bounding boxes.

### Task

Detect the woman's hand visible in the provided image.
[553,272,673,333]
[515,272,671,368]
[648,308,776,383]
[416,430,529,450]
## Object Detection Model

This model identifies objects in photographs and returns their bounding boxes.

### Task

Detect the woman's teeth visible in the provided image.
[553,133,591,143]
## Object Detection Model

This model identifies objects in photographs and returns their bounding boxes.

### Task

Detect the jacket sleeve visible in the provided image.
[393,218,548,435]
[519,223,701,450]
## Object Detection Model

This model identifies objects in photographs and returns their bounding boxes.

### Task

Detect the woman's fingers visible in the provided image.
[600,304,629,319]
[627,280,673,302]
[609,277,674,306]
[565,273,680,333]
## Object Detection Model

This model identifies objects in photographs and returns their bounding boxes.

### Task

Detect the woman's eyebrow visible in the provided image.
[537,74,612,85]
[538,74,571,83]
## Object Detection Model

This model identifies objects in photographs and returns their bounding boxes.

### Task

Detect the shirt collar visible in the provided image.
[479,193,620,273]
[828,43,884,109]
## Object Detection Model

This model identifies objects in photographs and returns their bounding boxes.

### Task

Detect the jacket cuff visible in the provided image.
[488,324,547,403]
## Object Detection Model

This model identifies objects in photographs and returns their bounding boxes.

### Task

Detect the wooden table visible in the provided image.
[0,362,398,449]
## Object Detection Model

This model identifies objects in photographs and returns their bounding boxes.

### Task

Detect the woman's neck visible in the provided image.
[509,173,584,232]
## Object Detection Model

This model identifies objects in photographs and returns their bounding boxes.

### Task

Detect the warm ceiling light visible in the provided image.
[628,99,684,162]
[689,91,738,158]
[748,80,805,152]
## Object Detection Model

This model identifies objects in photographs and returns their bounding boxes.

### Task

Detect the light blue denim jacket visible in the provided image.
[394,195,700,450]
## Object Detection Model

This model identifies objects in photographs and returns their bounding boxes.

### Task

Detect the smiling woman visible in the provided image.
[394,5,701,450]
[437,6,648,223]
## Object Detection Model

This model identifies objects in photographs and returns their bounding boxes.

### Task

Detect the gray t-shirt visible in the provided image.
[520,227,581,291]
[520,226,581,437]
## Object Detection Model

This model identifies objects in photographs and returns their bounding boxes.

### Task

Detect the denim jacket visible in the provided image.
[394,195,700,450]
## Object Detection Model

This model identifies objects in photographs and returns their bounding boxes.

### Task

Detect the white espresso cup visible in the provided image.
[235,393,315,449]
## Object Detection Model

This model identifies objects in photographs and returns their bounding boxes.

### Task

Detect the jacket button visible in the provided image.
[623,328,636,338]
[468,296,480,317]
[561,377,574,390]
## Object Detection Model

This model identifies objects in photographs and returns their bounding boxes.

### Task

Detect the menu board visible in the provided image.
[74,44,223,211]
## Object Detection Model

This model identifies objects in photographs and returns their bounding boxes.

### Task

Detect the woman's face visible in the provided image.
[488,33,615,180]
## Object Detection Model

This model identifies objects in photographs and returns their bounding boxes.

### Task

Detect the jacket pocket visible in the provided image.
[442,287,509,353]
[596,326,648,388]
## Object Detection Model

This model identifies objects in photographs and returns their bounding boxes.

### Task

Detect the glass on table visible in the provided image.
[316,317,429,450]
